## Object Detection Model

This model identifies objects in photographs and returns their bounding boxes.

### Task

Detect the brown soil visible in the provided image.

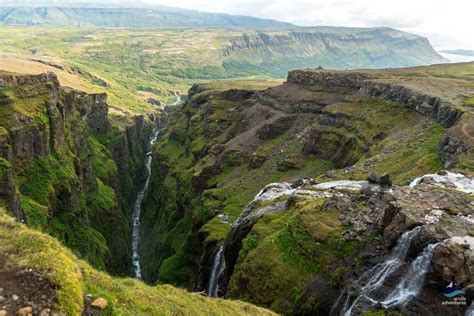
[0,255,57,315]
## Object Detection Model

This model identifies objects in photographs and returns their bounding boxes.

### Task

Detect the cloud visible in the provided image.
[139,0,473,49]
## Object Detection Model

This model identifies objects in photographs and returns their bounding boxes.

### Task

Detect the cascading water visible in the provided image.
[131,96,182,279]
[132,128,159,279]
[342,227,421,315]
[207,179,382,298]
[207,243,226,297]
[382,242,439,308]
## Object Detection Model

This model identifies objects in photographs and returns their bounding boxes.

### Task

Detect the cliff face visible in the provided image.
[0,71,152,274]
[287,70,464,127]
[138,63,473,314]
[221,28,446,75]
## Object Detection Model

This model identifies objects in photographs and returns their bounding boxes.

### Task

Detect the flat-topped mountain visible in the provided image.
[0,3,292,28]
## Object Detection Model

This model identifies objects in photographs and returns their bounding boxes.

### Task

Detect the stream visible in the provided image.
[132,96,182,279]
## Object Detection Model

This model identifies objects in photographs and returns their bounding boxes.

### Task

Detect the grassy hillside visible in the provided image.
[0,207,275,315]
[0,26,445,115]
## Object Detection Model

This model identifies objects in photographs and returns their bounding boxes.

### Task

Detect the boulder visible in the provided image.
[379,174,392,187]
[17,306,33,315]
[367,172,377,183]
[91,297,108,310]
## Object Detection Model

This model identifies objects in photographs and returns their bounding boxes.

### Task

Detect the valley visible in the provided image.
[0,25,445,116]
[0,4,472,314]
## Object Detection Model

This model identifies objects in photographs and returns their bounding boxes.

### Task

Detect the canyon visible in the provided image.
[0,62,473,314]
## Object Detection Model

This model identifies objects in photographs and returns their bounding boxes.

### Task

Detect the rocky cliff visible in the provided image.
[221,28,447,75]
[138,62,474,315]
[0,71,153,274]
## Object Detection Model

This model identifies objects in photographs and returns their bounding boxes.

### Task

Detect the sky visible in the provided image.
[137,0,473,50]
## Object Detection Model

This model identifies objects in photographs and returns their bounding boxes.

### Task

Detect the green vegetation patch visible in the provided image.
[0,208,275,315]
[228,198,363,313]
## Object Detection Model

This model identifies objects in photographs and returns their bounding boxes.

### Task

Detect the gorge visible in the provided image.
[0,62,473,315]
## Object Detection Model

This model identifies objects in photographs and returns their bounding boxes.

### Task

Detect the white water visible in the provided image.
[208,179,383,298]
[382,242,439,308]
[343,227,421,315]
[466,302,474,316]
[131,96,182,279]
[132,128,159,279]
[410,171,474,194]
[315,180,374,191]
[207,243,226,297]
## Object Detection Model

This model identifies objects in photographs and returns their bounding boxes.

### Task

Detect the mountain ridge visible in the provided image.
[0,5,293,28]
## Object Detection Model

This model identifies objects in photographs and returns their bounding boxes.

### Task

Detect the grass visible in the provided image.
[0,208,275,315]
[227,198,364,313]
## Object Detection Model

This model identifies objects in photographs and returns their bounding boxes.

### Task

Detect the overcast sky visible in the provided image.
[138,0,473,50]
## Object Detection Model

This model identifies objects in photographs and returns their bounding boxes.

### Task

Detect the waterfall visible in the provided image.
[382,242,439,308]
[208,179,383,299]
[466,302,474,316]
[131,96,182,279]
[343,227,421,315]
[207,243,226,297]
[131,127,159,279]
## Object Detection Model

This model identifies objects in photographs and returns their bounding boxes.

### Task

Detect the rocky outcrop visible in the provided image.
[288,70,464,128]
[0,71,155,275]
[223,174,473,315]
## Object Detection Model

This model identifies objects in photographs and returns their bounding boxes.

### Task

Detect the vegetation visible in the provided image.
[0,25,447,118]
[228,198,365,313]
[0,207,275,315]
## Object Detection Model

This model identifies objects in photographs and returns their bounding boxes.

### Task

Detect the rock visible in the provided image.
[12,294,20,301]
[0,310,6,316]
[17,306,33,315]
[249,154,266,169]
[0,296,4,302]
[40,309,51,316]
[91,297,108,310]
[379,174,392,187]
[367,172,377,183]
[437,170,448,176]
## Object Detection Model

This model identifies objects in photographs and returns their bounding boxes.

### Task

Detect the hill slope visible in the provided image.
[0,4,292,28]
[0,207,275,315]
[0,26,446,113]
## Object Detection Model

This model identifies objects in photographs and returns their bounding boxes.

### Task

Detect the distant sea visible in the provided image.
[439,52,474,63]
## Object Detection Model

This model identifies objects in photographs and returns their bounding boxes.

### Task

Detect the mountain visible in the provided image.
[0,1,293,28]
[220,27,447,74]
[0,26,447,115]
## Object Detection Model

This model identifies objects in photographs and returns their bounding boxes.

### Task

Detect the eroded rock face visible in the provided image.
[288,69,464,128]
[0,72,154,275]
[222,174,473,315]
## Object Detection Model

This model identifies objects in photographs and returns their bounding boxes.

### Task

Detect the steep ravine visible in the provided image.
[138,64,473,314]
[0,71,156,275]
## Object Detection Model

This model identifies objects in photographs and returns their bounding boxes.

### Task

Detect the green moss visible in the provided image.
[200,216,231,242]
[89,136,118,182]
[0,157,10,179]
[0,208,275,315]
[86,178,116,213]
[19,194,49,230]
[228,198,364,313]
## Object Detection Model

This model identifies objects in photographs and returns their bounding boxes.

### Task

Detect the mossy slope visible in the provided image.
[0,208,274,315]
